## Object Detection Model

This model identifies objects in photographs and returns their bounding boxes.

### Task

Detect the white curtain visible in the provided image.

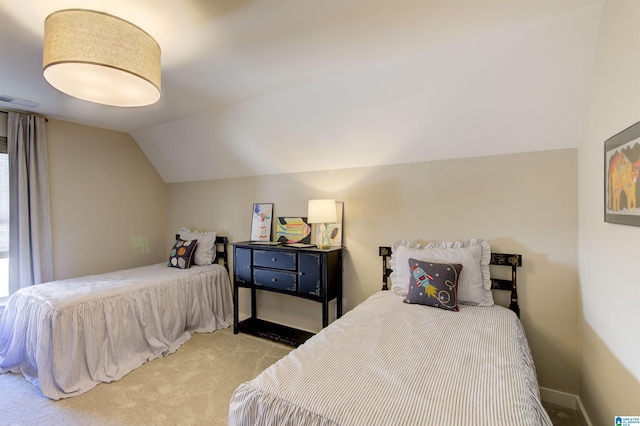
[0,136,8,259]
[8,112,52,294]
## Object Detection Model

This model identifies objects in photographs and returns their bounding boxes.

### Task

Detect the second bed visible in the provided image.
[229,239,552,425]
[0,234,233,399]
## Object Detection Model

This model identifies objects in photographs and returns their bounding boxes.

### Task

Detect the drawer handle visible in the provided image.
[271,258,277,262]
[271,278,277,282]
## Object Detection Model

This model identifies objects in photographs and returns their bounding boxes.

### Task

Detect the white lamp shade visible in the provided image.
[307,199,337,224]
[43,9,161,107]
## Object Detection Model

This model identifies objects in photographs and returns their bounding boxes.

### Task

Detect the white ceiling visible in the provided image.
[0,0,603,182]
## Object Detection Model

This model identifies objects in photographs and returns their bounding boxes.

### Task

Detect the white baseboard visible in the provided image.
[539,387,592,426]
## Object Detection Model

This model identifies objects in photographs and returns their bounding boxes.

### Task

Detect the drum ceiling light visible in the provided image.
[42,9,161,107]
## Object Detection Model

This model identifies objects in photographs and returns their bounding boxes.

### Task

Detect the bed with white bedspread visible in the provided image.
[0,233,233,400]
[229,239,552,425]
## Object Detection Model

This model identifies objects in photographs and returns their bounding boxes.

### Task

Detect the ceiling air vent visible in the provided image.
[0,94,40,108]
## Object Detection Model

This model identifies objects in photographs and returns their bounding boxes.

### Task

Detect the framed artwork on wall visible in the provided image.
[250,203,274,241]
[604,120,640,226]
[312,201,344,247]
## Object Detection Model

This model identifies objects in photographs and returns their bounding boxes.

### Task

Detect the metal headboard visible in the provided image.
[488,253,522,317]
[378,246,522,317]
[214,236,229,271]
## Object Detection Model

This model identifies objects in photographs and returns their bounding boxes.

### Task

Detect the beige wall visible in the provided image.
[46,119,167,280]
[167,148,580,394]
[577,0,640,424]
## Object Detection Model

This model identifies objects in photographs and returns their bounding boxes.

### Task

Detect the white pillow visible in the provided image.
[178,228,217,265]
[390,239,493,306]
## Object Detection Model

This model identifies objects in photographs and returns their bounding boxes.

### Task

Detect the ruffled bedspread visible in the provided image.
[229,291,551,426]
[0,263,233,399]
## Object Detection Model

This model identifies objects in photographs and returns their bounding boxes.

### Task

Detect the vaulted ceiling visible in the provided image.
[0,0,603,182]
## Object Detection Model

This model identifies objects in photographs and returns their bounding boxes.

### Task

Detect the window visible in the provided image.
[0,136,8,300]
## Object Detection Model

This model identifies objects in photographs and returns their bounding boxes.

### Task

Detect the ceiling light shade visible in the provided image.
[43,9,161,107]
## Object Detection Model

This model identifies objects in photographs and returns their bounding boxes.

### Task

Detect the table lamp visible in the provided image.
[307,199,337,249]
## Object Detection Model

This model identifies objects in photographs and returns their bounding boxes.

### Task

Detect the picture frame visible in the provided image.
[312,201,344,247]
[604,121,640,226]
[250,203,274,241]
[275,217,312,244]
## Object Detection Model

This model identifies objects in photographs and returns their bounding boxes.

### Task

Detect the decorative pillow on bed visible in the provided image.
[403,259,463,311]
[168,239,198,269]
[390,239,493,306]
[179,228,216,265]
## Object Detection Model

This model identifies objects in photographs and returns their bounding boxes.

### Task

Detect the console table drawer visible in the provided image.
[253,250,296,271]
[254,268,297,291]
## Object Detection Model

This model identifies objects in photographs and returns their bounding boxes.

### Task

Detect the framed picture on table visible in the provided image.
[275,217,312,244]
[250,203,274,241]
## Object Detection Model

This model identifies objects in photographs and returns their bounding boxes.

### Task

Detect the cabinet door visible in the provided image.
[298,252,322,297]
[234,247,252,284]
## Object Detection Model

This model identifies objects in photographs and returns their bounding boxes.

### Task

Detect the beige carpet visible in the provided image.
[0,328,292,426]
[1,328,584,426]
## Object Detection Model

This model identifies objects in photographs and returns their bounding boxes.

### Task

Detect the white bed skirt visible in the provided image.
[0,263,233,399]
